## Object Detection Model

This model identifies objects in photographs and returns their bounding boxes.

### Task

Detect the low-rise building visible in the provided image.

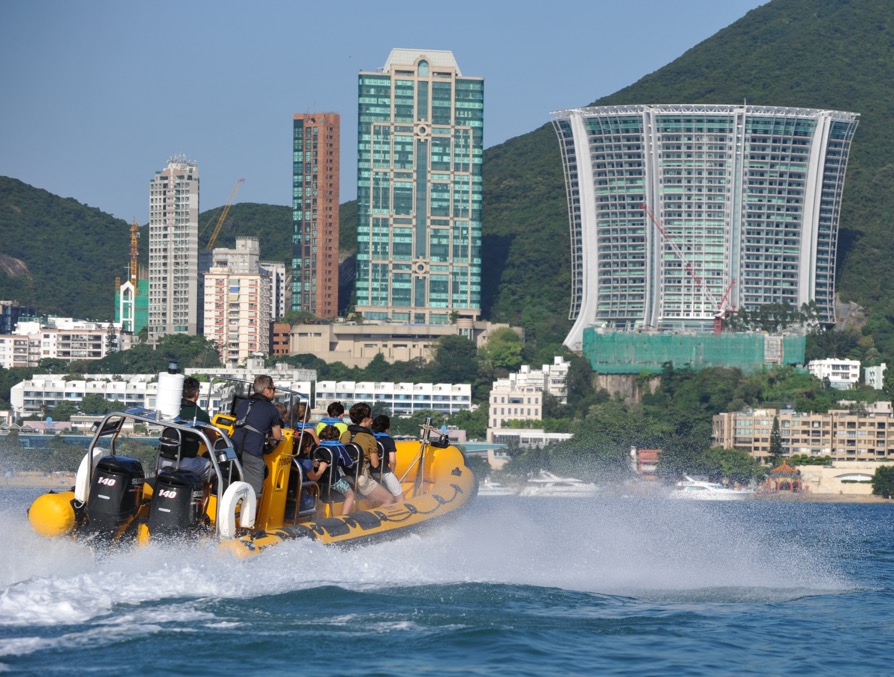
[314,381,472,417]
[9,358,317,419]
[8,317,123,366]
[489,383,542,429]
[487,428,572,448]
[713,402,894,463]
[289,320,522,369]
[807,358,861,390]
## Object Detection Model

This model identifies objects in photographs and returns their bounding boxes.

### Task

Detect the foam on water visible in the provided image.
[0,491,855,634]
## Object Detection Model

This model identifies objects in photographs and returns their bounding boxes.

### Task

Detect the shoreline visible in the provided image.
[0,472,76,490]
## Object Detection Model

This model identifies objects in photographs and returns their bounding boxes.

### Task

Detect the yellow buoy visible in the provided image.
[28,491,76,537]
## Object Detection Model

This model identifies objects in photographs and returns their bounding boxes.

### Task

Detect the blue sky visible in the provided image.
[0,0,766,223]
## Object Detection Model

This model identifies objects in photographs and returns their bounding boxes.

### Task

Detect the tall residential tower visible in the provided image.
[356,49,483,324]
[292,113,340,318]
[552,105,859,350]
[148,156,200,341]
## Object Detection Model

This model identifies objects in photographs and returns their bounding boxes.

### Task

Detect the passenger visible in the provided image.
[307,424,355,515]
[370,414,405,504]
[291,401,319,445]
[274,401,289,427]
[293,428,317,513]
[230,375,283,497]
[315,401,348,437]
[161,376,214,482]
[340,402,395,507]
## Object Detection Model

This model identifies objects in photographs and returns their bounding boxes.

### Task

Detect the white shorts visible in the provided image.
[380,471,403,497]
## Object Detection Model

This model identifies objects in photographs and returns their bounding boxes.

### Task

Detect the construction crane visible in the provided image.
[205,178,245,251]
[129,218,140,285]
[641,203,735,333]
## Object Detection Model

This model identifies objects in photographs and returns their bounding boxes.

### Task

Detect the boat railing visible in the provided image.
[289,455,319,522]
[80,409,244,528]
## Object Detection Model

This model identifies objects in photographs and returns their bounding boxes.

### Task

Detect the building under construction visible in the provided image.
[115,219,148,335]
[582,330,805,375]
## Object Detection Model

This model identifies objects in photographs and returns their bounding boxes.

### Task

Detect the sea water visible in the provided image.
[1,487,892,675]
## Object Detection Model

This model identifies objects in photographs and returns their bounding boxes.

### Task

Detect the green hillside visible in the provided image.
[0,177,130,321]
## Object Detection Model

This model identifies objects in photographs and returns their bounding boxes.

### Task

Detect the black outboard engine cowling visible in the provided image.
[146,470,206,536]
[83,455,145,535]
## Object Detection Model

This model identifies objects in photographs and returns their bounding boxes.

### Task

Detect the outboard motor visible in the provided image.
[146,470,207,536]
[83,455,145,538]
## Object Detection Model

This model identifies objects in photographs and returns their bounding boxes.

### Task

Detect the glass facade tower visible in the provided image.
[356,49,483,324]
[552,104,859,350]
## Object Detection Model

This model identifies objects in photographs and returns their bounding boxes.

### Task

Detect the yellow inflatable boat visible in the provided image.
[27,405,477,556]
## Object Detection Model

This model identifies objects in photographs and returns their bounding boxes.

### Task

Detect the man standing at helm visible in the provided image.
[230,375,282,496]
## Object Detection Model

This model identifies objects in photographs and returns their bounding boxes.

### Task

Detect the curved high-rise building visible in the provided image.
[551,104,859,350]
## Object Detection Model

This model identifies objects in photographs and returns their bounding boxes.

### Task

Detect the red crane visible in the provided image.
[641,204,735,333]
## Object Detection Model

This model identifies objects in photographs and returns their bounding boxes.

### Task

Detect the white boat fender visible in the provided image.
[218,481,257,538]
[74,448,109,504]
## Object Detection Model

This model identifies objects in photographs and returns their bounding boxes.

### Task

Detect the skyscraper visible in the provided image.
[148,156,200,341]
[356,49,483,324]
[292,113,340,318]
[552,104,859,350]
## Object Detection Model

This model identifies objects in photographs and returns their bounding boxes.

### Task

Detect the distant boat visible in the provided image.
[519,470,599,497]
[668,476,754,501]
[477,477,518,496]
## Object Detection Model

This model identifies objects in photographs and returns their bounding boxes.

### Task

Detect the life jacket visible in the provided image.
[315,440,357,473]
[372,432,392,474]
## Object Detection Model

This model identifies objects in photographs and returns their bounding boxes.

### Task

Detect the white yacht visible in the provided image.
[477,477,518,496]
[668,476,754,501]
[518,470,599,497]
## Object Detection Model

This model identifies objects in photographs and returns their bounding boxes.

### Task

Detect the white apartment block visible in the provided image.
[10,360,316,418]
[865,363,887,390]
[204,237,272,368]
[511,356,571,403]
[261,260,289,322]
[487,427,573,448]
[149,157,200,342]
[0,318,123,367]
[0,335,30,368]
[807,358,861,390]
[487,356,571,429]
[314,381,472,417]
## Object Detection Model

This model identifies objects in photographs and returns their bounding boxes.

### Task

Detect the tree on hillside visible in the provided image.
[429,335,478,384]
[478,327,524,375]
[79,393,118,416]
[50,400,79,422]
[871,466,894,499]
[704,448,766,486]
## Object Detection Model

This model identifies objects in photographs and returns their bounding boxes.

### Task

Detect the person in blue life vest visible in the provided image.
[160,376,214,482]
[307,424,355,514]
[230,375,283,496]
[340,402,395,507]
[315,401,348,437]
[370,414,405,504]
